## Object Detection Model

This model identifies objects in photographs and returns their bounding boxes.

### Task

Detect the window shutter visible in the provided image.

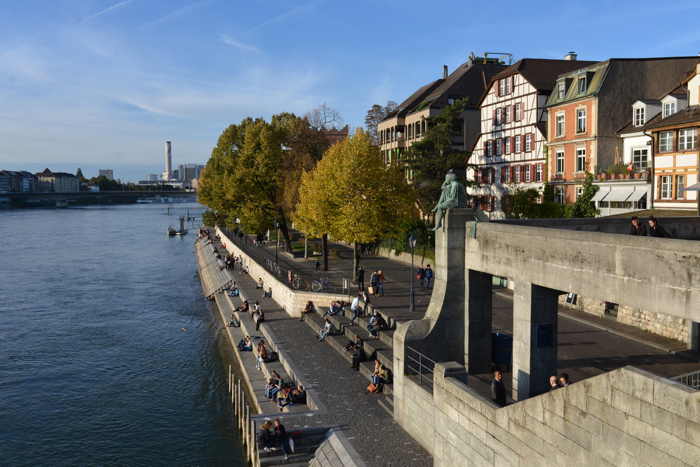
[520,103,524,121]
[483,140,488,156]
[532,164,537,182]
[510,166,516,182]
[501,166,506,182]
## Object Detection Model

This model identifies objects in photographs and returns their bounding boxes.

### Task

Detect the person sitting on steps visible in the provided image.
[290,384,306,404]
[300,300,314,322]
[318,318,333,342]
[368,361,388,393]
[237,336,253,351]
[236,300,249,313]
[367,311,387,337]
[256,277,264,289]
[277,386,293,411]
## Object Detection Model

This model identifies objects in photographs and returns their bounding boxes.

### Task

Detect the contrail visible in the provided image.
[83,0,135,22]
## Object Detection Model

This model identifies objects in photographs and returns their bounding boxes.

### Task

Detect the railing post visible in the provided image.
[419,352,422,387]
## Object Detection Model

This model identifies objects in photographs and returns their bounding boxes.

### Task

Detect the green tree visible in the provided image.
[569,173,599,218]
[364,101,398,144]
[295,130,416,274]
[405,98,470,215]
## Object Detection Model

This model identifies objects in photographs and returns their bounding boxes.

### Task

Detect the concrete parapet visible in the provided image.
[215,226,350,317]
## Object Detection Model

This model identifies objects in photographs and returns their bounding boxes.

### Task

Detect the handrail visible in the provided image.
[671,369,700,390]
[405,345,436,392]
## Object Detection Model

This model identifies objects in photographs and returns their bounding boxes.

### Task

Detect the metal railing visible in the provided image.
[222,228,351,295]
[671,369,700,390]
[405,345,436,392]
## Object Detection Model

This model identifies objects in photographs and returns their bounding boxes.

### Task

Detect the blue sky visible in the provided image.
[2,0,700,181]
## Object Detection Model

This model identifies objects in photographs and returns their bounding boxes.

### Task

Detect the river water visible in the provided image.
[0,203,244,466]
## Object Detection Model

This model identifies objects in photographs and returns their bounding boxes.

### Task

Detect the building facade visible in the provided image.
[35,169,80,193]
[98,169,114,180]
[0,170,36,193]
[641,64,700,211]
[378,54,506,171]
[468,56,596,217]
[546,57,700,206]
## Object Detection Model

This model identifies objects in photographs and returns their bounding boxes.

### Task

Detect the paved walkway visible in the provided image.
[206,234,432,466]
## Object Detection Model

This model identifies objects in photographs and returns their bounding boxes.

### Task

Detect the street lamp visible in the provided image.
[408,232,417,312]
[275,221,280,265]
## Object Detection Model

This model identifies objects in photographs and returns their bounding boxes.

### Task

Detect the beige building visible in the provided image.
[36,168,80,193]
[377,54,506,171]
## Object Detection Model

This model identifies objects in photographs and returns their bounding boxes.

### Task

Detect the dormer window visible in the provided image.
[557,80,566,99]
[633,107,645,127]
[577,76,587,94]
[662,100,677,118]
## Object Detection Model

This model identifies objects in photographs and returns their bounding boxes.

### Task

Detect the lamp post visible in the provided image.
[408,233,417,312]
[275,221,280,265]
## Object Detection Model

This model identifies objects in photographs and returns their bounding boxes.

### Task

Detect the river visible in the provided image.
[0,203,244,466]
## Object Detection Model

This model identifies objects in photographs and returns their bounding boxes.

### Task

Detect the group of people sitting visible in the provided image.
[322,300,346,318]
[237,336,253,351]
[629,215,671,237]
[263,370,307,411]
[255,340,278,369]
[548,373,571,390]
[366,310,388,337]
[491,368,574,407]
[368,360,389,393]
[257,418,291,460]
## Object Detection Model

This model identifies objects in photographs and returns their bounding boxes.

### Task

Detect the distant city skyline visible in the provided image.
[2,1,700,178]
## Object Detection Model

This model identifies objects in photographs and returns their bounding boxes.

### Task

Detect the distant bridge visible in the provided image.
[1,191,197,208]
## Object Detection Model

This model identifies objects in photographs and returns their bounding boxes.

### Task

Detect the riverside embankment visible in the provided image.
[194,229,432,466]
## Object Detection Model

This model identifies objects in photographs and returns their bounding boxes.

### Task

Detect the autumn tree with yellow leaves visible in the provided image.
[295,130,416,273]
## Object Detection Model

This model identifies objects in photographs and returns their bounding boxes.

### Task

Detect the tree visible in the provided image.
[75,168,87,183]
[405,98,469,215]
[364,101,398,144]
[305,103,344,130]
[295,130,416,275]
[569,173,599,218]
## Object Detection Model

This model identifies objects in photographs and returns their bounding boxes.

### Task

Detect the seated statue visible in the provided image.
[432,169,468,230]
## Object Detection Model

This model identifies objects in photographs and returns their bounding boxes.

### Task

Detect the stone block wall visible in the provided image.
[216,227,350,317]
[559,295,691,345]
[396,363,700,466]
[309,430,367,467]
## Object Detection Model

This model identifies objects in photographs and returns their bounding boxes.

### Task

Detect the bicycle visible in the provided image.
[311,277,330,292]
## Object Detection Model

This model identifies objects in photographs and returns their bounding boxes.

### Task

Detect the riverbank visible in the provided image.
[0,191,195,208]
[194,230,432,466]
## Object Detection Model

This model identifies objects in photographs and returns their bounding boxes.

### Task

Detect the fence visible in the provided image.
[223,228,351,295]
[228,365,261,467]
[405,345,436,392]
[672,369,700,390]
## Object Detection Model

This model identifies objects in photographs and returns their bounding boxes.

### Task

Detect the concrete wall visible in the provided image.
[309,430,368,467]
[397,362,700,467]
[466,222,700,322]
[215,226,350,317]
[377,247,433,268]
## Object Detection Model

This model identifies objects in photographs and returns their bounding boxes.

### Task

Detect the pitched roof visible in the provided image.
[409,61,507,113]
[642,105,700,131]
[382,79,443,121]
[490,58,598,93]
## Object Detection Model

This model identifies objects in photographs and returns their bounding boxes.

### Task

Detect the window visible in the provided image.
[556,150,565,174]
[505,137,511,154]
[556,112,565,137]
[576,186,584,199]
[576,148,586,172]
[632,148,648,170]
[524,165,531,182]
[555,187,565,204]
[576,108,586,133]
[447,98,455,105]
[495,108,502,125]
[504,106,511,124]
[514,102,522,121]
[498,79,506,96]
[678,128,697,151]
[676,175,686,199]
[535,163,543,182]
[505,77,512,95]
[495,138,502,156]
[504,166,510,183]
[660,175,672,199]
[525,134,533,152]
[577,76,587,94]
[557,80,566,99]
[662,101,677,118]
[659,131,674,152]
[514,166,521,183]
[633,107,645,127]
[514,134,522,153]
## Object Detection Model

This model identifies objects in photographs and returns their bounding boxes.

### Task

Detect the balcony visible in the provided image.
[595,168,650,182]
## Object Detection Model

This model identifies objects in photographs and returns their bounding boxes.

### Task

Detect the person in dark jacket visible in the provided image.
[629,216,647,236]
[273,418,290,460]
[491,369,506,407]
[356,266,365,291]
[647,216,670,238]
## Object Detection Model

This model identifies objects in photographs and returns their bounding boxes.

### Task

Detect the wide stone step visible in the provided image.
[379,329,395,347]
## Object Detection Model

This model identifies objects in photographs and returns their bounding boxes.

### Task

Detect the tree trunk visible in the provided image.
[304,236,308,259]
[353,242,359,280]
[277,211,294,252]
[322,234,329,271]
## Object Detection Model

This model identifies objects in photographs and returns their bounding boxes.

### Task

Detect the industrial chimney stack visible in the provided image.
[163,141,173,181]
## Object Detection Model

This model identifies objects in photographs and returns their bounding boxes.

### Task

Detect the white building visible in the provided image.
[468,56,595,218]
[98,169,114,180]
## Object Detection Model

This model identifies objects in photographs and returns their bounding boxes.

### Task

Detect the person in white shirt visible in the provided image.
[350,293,362,325]
[318,318,332,341]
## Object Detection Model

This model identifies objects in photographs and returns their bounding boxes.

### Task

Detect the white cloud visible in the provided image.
[219,34,260,53]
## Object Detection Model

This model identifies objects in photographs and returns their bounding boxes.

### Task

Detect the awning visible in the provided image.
[627,190,648,202]
[685,182,700,192]
[591,190,609,202]
[606,188,634,202]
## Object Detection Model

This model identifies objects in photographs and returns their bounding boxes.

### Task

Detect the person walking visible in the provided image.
[369,270,379,295]
[273,418,290,461]
[350,292,362,324]
[424,264,433,289]
[356,266,365,291]
[377,270,385,296]
[491,369,506,407]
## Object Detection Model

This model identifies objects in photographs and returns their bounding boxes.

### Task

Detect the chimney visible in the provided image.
[564,51,577,61]
[443,65,448,79]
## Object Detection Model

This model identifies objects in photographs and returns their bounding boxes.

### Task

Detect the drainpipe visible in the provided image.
[643,129,654,210]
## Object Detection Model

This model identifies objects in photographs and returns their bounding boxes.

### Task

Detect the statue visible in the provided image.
[431,169,468,231]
